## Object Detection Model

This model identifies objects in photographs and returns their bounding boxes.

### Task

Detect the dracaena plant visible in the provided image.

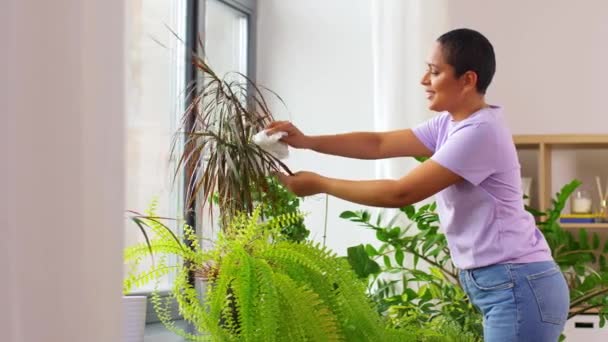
[170,39,292,226]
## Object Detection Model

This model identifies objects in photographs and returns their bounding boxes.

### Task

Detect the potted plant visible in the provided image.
[342,179,608,341]
[122,294,148,342]
[170,47,293,226]
[123,41,434,340]
[124,205,426,341]
[122,39,300,340]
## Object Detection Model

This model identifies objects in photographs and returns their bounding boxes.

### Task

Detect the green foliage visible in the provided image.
[125,205,428,341]
[212,176,310,242]
[341,207,482,340]
[342,179,608,340]
[536,180,608,326]
[251,176,309,243]
[170,47,293,225]
[425,319,482,342]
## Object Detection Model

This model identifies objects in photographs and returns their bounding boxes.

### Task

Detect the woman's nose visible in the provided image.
[420,71,430,86]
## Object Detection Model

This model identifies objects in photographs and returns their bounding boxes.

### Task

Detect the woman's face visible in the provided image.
[420,43,471,112]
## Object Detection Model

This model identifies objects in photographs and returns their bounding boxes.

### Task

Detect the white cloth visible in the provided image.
[252,130,289,159]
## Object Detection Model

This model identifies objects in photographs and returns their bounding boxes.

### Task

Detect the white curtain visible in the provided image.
[371,0,449,179]
[2,1,124,341]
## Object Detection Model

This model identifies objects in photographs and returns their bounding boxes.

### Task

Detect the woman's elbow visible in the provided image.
[384,193,417,208]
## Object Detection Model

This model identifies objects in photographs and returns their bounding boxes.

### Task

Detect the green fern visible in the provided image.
[125,204,435,341]
[263,242,412,341]
[250,258,279,341]
[273,273,342,341]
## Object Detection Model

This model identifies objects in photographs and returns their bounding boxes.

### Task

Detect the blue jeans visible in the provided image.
[459,261,569,342]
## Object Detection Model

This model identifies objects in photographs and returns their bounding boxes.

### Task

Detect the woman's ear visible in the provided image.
[461,70,479,93]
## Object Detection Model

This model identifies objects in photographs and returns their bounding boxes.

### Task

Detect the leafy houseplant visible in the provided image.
[534,180,608,323]
[125,37,339,340]
[213,175,310,243]
[342,205,483,339]
[250,176,309,243]
[343,179,608,340]
[130,40,446,340]
[124,206,425,341]
[171,46,293,226]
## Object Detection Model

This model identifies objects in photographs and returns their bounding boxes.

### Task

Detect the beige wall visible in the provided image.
[447,0,608,135]
[446,0,608,209]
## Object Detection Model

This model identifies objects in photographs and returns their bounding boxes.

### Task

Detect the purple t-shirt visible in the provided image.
[412,105,552,269]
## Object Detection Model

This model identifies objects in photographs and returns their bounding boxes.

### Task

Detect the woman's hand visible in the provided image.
[265,121,312,149]
[275,171,326,197]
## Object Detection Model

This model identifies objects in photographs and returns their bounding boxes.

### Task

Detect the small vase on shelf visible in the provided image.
[598,200,608,223]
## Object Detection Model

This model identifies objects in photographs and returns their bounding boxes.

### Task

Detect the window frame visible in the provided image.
[142,0,258,326]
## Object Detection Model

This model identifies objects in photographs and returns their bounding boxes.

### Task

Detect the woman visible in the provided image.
[267,28,569,341]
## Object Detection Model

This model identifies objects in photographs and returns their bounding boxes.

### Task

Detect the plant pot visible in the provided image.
[123,295,147,342]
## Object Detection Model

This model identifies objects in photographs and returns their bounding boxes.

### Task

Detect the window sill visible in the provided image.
[144,320,188,342]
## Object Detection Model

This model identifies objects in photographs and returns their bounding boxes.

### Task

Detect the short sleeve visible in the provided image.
[412,115,444,152]
[431,123,497,186]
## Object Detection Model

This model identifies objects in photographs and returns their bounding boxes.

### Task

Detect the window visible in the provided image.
[205,0,250,79]
[195,0,255,241]
[125,0,187,292]
[124,0,256,293]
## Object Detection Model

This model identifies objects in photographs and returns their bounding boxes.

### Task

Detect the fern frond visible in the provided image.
[263,211,303,232]
[275,294,307,341]
[229,248,256,339]
[265,241,411,341]
[273,273,342,341]
[147,198,160,214]
[141,200,187,252]
[124,241,193,261]
[124,243,153,262]
[250,258,280,341]
[183,223,203,255]
[205,248,241,333]
[173,265,207,330]
[150,287,212,341]
[123,265,178,293]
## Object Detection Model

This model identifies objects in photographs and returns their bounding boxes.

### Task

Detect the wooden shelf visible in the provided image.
[513,134,608,216]
[560,223,608,229]
[514,134,608,146]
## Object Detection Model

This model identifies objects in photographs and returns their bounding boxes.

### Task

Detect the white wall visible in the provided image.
[258,1,608,240]
[1,1,124,341]
[257,0,378,254]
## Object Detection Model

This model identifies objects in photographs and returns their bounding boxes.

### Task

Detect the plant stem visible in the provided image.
[377,248,458,283]
[408,251,458,281]
[570,287,608,308]
[323,194,329,247]
[557,249,596,258]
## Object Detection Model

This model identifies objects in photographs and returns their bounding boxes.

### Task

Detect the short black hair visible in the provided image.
[437,28,496,94]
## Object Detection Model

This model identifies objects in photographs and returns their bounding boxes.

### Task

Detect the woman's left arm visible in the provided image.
[275,160,463,208]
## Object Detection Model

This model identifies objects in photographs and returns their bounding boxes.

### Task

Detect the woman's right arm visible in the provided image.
[266,121,433,159]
